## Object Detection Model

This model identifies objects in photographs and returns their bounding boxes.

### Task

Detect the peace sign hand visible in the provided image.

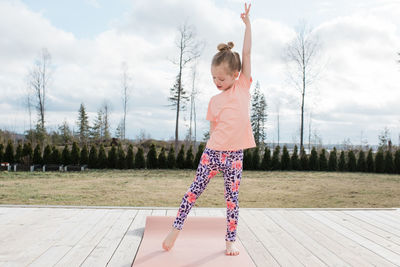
[240,3,251,25]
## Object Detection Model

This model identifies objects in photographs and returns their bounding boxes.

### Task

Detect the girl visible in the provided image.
[162,3,254,256]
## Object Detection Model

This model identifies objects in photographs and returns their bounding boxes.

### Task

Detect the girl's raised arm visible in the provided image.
[241,3,251,80]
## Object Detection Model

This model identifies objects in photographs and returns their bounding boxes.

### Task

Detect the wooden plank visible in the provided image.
[54,209,123,266]
[151,209,166,216]
[277,210,392,266]
[80,209,139,267]
[345,211,400,238]
[236,209,279,267]
[240,209,297,266]
[31,209,109,266]
[377,209,400,222]
[0,208,55,240]
[166,208,178,216]
[195,208,212,216]
[0,208,84,266]
[6,209,99,266]
[359,210,400,230]
[0,207,35,227]
[264,209,345,266]
[209,208,225,217]
[304,210,400,266]
[107,209,152,267]
[340,211,400,245]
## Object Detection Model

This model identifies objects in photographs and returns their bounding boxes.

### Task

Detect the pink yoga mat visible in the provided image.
[132,215,256,267]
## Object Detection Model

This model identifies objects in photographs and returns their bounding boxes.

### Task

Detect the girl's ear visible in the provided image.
[234,71,239,79]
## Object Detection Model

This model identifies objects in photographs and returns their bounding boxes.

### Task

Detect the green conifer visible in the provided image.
[43,144,52,165]
[126,144,134,169]
[366,148,374,172]
[167,145,176,169]
[309,147,318,171]
[299,146,308,171]
[394,149,400,174]
[157,147,167,169]
[33,143,42,165]
[338,151,346,171]
[347,150,356,172]
[271,146,281,170]
[135,147,145,169]
[15,143,23,164]
[88,145,98,168]
[176,144,185,169]
[51,146,61,164]
[108,144,117,169]
[184,145,194,169]
[356,150,367,172]
[4,140,14,163]
[252,146,260,170]
[146,143,158,169]
[281,145,290,170]
[244,148,253,170]
[0,143,4,162]
[261,147,271,171]
[328,147,337,171]
[290,145,300,170]
[117,144,126,169]
[384,150,394,174]
[22,142,33,165]
[62,145,70,166]
[319,148,328,171]
[374,149,384,173]
[80,144,89,165]
[98,144,107,169]
[70,142,80,165]
[194,143,205,168]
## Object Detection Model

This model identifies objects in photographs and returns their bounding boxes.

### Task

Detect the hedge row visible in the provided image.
[1,141,400,174]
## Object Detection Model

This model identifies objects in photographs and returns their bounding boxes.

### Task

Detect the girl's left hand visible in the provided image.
[240,3,251,25]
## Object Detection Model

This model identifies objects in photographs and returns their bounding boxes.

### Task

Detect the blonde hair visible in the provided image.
[211,42,241,75]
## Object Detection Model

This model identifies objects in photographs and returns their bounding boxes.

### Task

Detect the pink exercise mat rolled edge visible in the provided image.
[132,215,256,267]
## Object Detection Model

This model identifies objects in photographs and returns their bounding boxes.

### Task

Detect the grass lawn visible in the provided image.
[0,169,399,208]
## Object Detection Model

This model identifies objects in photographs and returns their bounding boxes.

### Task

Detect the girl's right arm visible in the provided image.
[241,3,252,80]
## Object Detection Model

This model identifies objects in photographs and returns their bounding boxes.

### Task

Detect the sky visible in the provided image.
[0,0,400,146]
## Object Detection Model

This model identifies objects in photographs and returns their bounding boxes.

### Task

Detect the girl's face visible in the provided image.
[211,63,239,91]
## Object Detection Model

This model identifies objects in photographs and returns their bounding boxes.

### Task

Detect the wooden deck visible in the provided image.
[0,205,399,267]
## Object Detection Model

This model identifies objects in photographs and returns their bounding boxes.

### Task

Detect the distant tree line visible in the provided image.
[1,140,400,174]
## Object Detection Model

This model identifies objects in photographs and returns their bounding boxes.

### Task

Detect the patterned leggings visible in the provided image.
[172,146,244,242]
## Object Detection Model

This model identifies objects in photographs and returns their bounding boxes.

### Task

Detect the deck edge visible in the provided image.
[0,204,398,210]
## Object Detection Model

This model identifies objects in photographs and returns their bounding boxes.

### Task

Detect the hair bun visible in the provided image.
[217,42,235,52]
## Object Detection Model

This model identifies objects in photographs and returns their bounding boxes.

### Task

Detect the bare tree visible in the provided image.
[28,48,52,142]
[76,103,90,145]
[276,100,280,147]
[308,110,312,152]
[251,81,267,146]
[284,20,321,150]
[121,61,132,141]
[188,59,200,149]
[102,101,111,141]
[58,119,72,145]
[168,20,203,155]
[378,126,390,151]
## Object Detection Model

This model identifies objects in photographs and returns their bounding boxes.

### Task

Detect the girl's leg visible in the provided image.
[222,149,243,242]
[172,147,220,230]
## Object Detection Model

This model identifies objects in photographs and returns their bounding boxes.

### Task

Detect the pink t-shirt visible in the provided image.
[205,72,257,151]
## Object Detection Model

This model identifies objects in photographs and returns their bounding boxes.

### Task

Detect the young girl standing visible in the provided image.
[163,3,255,256]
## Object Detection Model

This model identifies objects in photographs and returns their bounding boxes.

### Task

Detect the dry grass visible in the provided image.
[0,169,399,208]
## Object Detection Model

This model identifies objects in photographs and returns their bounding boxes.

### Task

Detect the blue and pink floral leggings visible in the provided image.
[172,146,244,242]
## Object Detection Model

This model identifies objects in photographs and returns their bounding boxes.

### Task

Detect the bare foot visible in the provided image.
[225,240,240,256]
[162,227,180,251]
